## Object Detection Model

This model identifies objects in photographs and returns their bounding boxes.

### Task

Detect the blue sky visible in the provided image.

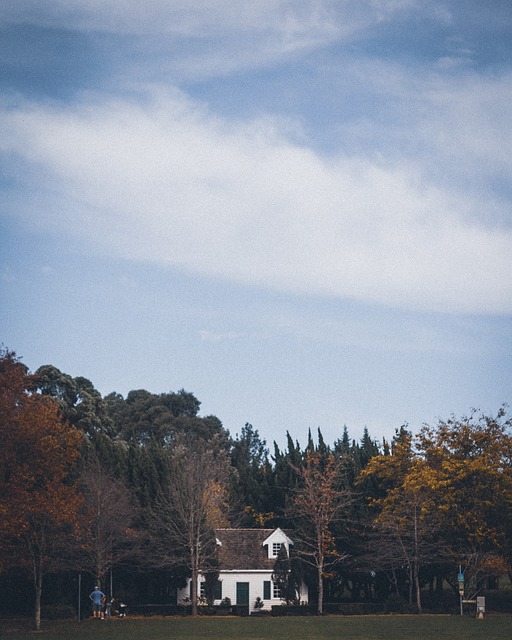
[1,1,511,450]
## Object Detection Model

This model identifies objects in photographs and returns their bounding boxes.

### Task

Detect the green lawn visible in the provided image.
[1,615,511,640]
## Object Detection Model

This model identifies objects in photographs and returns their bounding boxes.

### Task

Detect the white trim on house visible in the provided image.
[262,527,294,559]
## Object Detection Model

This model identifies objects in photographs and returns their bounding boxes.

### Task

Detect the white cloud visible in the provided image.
[0,0,411,35]
[1,80,511,315]
[0,1,427,80]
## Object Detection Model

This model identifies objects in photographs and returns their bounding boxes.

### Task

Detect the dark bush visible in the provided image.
[385,593,418,614]
[231,604,249,616]
[271,605,314,616]
[129,604,181,616]
[41,604,76,620]
[324,602,386,615]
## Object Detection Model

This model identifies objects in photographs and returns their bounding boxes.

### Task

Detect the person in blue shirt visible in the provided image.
[89,586,105,619]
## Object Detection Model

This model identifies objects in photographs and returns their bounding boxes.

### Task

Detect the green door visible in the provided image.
[236,582,249,606]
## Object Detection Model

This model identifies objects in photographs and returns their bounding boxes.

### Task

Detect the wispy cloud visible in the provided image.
[0,1,421,80]
[0,0,413,35]
[1,2,511,316]
[1,72,511,314]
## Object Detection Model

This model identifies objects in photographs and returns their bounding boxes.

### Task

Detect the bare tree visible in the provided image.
[290,450,353,614]
[148,438,231,615]
[78,461,137,593]
[369,495,446,612]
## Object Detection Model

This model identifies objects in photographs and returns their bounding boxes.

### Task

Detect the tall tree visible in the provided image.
[359,411,512,610]
[417,408,512,554]
[148,437,231,615]
[0,350,84,630]
[231,423,274,525]
[105,388,229,447]
[290,450,352,614]
[77,461,137,591]
[35,365,113,437]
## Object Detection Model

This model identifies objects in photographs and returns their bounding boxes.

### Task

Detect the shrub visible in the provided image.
[271,604,314,616]
[385,593,418,614]
[324,602,386,615]
[41,604,76,620]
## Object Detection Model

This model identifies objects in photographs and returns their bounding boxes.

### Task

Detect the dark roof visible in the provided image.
[214,528,294,571]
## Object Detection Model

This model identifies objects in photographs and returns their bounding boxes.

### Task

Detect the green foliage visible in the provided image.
[104,388,229,447]
[36,365,113,437]
[230,424,275,525]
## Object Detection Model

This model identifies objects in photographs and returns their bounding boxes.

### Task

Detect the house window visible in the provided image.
[272,542,282,556]
[200,580,222,600]
[263,579,281,599]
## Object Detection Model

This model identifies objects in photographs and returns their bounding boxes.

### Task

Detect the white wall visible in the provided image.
[177,571,308,613]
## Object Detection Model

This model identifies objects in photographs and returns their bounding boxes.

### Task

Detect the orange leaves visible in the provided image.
[0,350,84,563]
[359,410,512,553]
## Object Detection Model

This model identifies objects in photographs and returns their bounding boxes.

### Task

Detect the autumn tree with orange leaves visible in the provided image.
[0,349,84,630]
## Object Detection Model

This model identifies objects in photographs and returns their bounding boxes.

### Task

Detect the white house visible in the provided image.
[176,527,309,613]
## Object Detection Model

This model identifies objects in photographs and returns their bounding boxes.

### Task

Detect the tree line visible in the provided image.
[1,348,511,628]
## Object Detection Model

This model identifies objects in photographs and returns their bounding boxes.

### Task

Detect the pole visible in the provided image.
[459,565,463,616]
[78,573,81,622]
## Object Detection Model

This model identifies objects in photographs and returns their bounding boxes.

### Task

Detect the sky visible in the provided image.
[1,1,511,451]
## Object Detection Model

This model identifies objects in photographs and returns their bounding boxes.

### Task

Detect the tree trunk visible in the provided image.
[317,556,324,615]
[413,507,421,613]
[190,544,199,616]
[415,569,422,614]
[33,557,43,631]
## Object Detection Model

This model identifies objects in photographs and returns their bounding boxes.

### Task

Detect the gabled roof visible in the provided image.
[214,528,295,571]
[262,528,294,548]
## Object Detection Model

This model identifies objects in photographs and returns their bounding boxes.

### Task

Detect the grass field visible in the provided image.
[1,615,511,640]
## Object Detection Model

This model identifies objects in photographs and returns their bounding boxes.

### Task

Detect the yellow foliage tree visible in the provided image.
[359,410,512,610]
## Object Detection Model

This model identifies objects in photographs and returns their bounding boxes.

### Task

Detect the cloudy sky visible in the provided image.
[1,1,511,449]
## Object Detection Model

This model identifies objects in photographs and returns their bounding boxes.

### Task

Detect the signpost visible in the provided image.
[458,569,464,616]
[476,596,485,619]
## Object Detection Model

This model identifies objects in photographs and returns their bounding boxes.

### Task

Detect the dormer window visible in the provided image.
[263,528,293,559]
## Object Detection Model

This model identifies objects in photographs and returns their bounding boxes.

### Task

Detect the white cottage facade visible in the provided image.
[176,527,309,613]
